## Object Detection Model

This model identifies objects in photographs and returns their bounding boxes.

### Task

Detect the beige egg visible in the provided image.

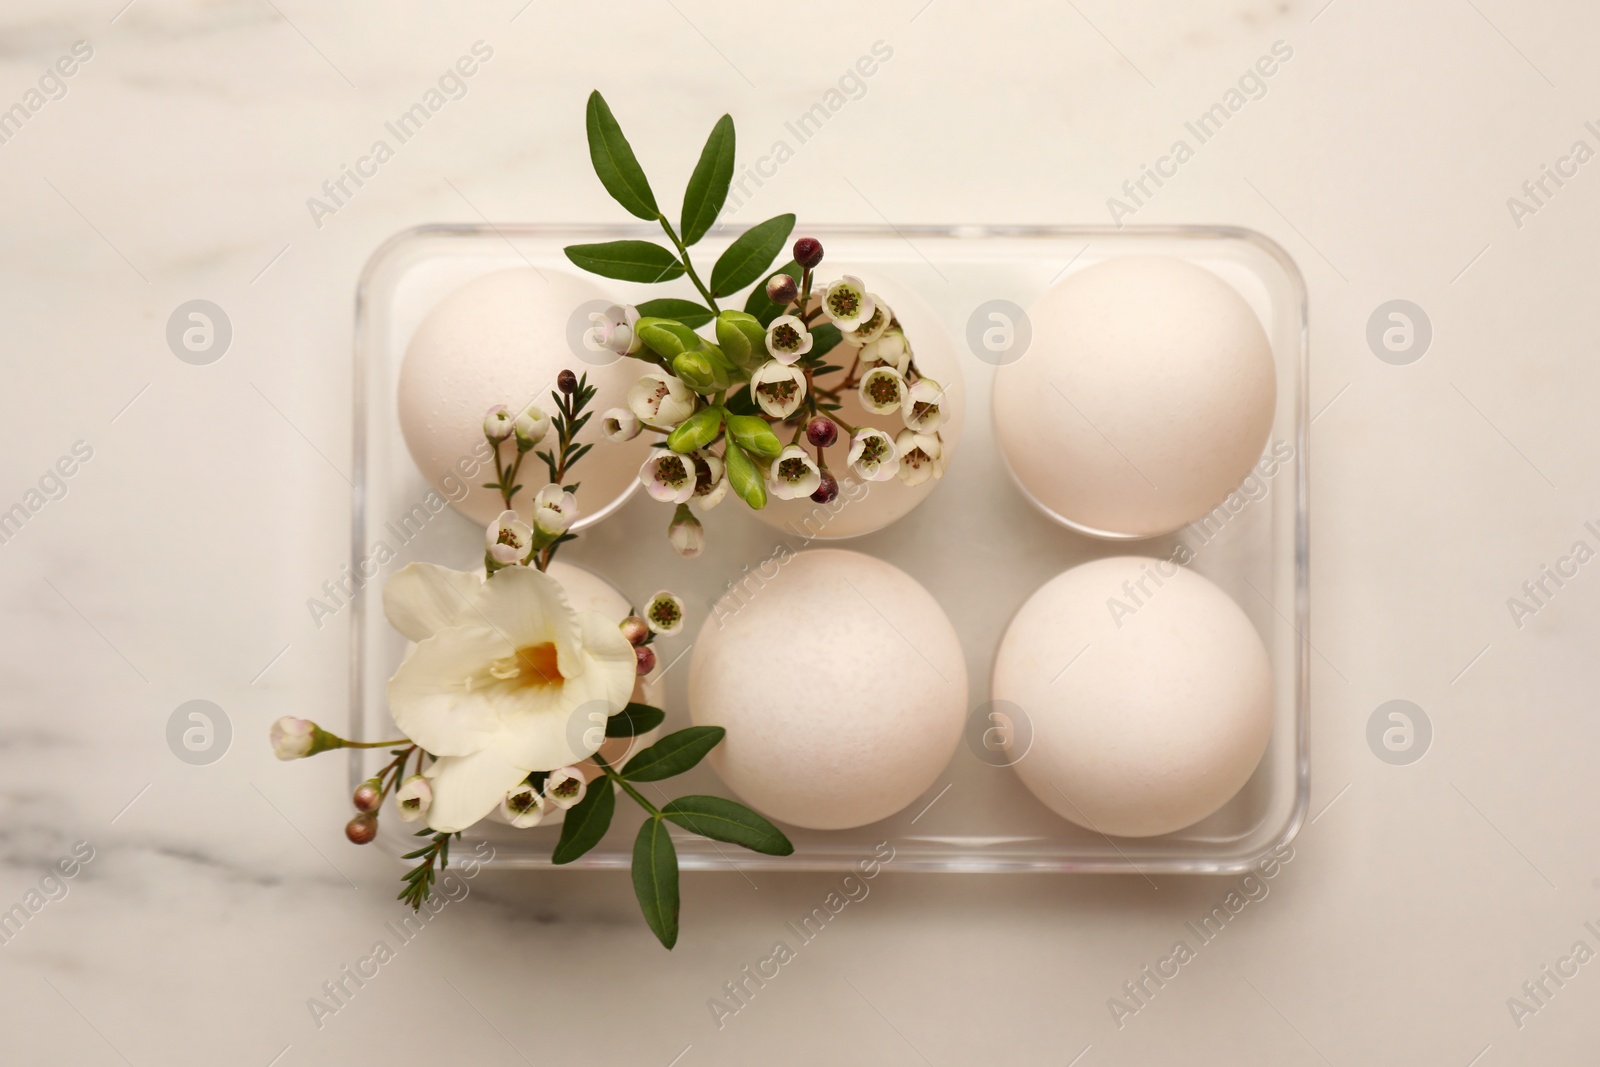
[688,549,966,829]
[398,268,651,530]
[750,268,964,541]
[994,556,1272,837]
[993,256,1276,538]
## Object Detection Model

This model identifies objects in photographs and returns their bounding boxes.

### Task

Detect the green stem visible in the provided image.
[591,752,661,816]
[658,216,720,314]
[345,738,411,749]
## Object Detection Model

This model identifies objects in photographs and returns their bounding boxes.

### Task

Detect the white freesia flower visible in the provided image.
[859,366,908,416]
[544,766,588,810]
[847,296,891,346]
[532,484,578,537]
[645,591,685,636]
[821,276,874,331]
[691,450,728,510]
[640,450,697,504]
[764,315,813,365]
[769,444,822,500]
[394,775,432,823]
[847,427,900,482]
[750,360,807,419]
[902,377,946,433]
[499,782,547,828]
[382,563,635,833]
[628,372,696,430]
[514,404,550,448]
[586,304,642,357]
[602,407,641,442]
[859,327,911,374]
[895,429,944,487]
[487,509,534,565]
[483,405,514,442]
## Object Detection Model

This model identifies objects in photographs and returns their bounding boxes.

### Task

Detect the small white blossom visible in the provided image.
[895,429,944,487]
[765,315,813,365]
[821,276,874,331]
[902,378,947,433]
[847,296,892,346]
[270,716,316,760]
[483,405,514,442]
[394,775,432,823]
[859,327,911,374]
[544,766,588,810]
[587,304,643,356]
[691,450,728,510]
[645,591,686,636]
[750,360,807,419]
[769,445,822,500]
[602,407,642,442]
[487,509,535,565]
[499,782,547,828]
[628,372,696,430]
[847,427,900,482]
[514,404,550,447]
[859,366,909,416]
[532,484,578,537]
[669,504,705,558]
[640,451,697,504]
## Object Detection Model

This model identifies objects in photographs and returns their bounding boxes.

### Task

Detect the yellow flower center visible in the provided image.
[487,642,564,687]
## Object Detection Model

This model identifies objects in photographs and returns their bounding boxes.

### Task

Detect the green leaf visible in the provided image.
[622,725,726,782]
[632,818,680,949]
[564,241,684,283]
[585,90,659,221]
[722,440,768,510]
[606,702,667,738]
[680,114,735,246]
[710,214,796,298]
[724,413,781,461]
[715,310,768,368]
[636,298,715,330]
[636,317,705,360]
[662,795,794,855]
[722,385,759,417]
[667,407,723,453]
[744,259,801,326]
[551,774,616,864]
[809,322,844,360]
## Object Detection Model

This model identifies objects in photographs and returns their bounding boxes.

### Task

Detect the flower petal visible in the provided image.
[469,565,586,681]
[423,744,530,832]
[386,625,510,756]
[383,563,483,643]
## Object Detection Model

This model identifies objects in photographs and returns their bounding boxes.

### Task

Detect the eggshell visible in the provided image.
[688,549,966,829]
[993,556,1272,837]
[993,256,1276,538]
[398,268,651,530]
[750,268,965,540]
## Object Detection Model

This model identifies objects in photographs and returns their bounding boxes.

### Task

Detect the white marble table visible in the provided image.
[2,1,1596,1063]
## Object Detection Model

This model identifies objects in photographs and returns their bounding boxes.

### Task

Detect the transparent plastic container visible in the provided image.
[352,223,1309,874]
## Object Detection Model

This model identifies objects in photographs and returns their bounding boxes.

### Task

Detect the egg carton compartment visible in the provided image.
[351,224,1309,875]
